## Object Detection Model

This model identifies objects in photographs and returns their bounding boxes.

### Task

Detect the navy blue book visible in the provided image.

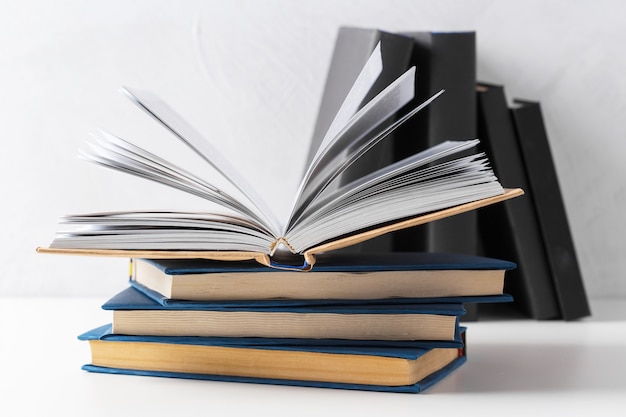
[130,252,516,303]
[79,324,467,393]
[104,286,465,341]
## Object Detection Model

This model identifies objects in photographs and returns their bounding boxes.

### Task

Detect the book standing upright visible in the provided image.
[511,99,590,320]
[476,83,560,319]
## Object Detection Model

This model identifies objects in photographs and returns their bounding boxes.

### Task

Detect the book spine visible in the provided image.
[476,83,560,319]
[511,100,590,320]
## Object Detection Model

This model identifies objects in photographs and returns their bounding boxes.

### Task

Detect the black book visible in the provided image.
[511,99,590,320]
[392,32,478,255]
[476,83,560,319]
[307,26,415,253]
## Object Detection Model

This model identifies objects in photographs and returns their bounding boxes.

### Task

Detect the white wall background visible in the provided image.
[2,0,625,298]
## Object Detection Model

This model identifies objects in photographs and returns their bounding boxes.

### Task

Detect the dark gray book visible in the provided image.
[511,99,590,320]
[476,83,560,319]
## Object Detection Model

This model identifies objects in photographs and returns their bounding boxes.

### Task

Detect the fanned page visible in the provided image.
[39,42,523,270]
[82,130,270,232]
[288,67,416,224]
[313,42,383,159]
[121,87,282,238]
[286,140,494,249]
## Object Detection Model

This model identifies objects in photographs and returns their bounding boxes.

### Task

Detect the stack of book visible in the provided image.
[77,252,516,393]
[38,33,524,392]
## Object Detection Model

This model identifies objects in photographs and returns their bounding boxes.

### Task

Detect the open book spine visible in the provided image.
[37,188,523,271]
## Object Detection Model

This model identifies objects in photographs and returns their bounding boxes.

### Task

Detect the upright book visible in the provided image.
[37,42,522,270]
[510,99,590,320]
[103,286,464,341]
[79,324,467,393]
[476,83,560,319]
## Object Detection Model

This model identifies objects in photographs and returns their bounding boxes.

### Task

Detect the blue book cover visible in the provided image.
[104,287,465,341]
[139,251,516,273]
[104,286,467,314]
[81,323,465,349]
[129,279,513,308]
[130,251,516,306]
[79,324,467,393]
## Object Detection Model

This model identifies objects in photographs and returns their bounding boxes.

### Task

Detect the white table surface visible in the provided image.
[1,296,625,416]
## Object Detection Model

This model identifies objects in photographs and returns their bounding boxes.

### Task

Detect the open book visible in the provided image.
[38,43,522,270]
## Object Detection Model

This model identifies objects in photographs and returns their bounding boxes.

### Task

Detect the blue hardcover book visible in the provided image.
[104,286,465,341]
[80,322,465,349]
[79,324,467,393]
[130,279,513,308]
[129,252,516,305]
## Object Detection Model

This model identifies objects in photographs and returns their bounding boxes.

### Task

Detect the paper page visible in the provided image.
[81,130,270,231]
[121,87,281,237]
[288,88,444,228]
[281,43,382,233]
[312,42,383,160]
[286,151,503,251]
[51,211,275,252]
[287,66,416,228]
[289,140,481,229]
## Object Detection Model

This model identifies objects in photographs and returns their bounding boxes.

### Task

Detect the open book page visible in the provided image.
[286,89,444,230]
[82,130,271,232]
[121,87,282,237]
[52,211,275,252]
[40,41,523,267]
[311,42,383,163]
[285,42,383,229]
[291,140,481,227]
[288,66,416,229]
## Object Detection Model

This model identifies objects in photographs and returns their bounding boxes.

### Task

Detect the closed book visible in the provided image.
[511,99,590,320]
[104,287,464,341]
[476,83,560,319]
[393,32,478,254]
[79,324,467,393]
[130,252,516,302]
